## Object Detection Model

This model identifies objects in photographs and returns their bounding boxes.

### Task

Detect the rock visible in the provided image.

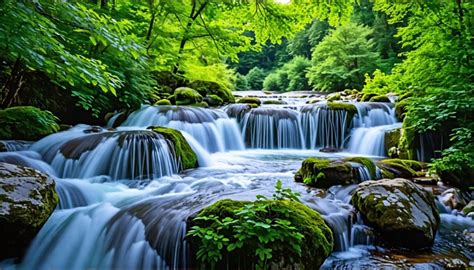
[377,158,425,179]
[343,157,377,179]
[326,102,358,123]
[155,99,172,105]
[0,106,59,141]
[174,87,203,106]
[319,147,341,153]
[351,178,440,249]
[360,93,377,102]
[152,127,198,170]
[437,167,474,190]
[440,188,468,210]
[295,157,365,188]
[327,93,341,101]
[236,97,261,106]
[204,94,223,106]
[0,162,59,260]
[462,201,474,217]
[188,199,334,269]
[369,95,391,102]
[262,99,287,105]
[384,128,401,157]
[188,80,235,103]
[83,126,103,134]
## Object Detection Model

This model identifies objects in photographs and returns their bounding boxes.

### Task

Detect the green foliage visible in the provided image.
[307,23,380,92]
[235,73,249,91]
[363,69,396,94]
[0,106,59,140]
[263,56,311,92]
[246,67,267,90]
[188,180,333,269]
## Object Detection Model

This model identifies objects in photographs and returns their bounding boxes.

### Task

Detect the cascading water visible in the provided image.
[0,140,32,151]
[118,105,244,153]
[2,91,472,270]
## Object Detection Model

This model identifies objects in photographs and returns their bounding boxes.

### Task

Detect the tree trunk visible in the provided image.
[0,58,25,108]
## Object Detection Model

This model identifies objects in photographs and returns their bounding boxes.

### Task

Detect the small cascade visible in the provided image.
[239,107,304,149]
[300,103,352,149]
[0,151,57,176]
[349,162,373,181]
[348,103,401,156]
[120,105,244,153]
[55,179,105,209]
[34,130,178,180]
[0,140,32,151]
[350,213,375,246]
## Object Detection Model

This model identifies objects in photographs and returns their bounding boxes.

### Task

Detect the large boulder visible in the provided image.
[0,106,59,141]
[188,80,235,103]
[0,162,59,260]
[295,157,376,188]
[351,178,440,249]
[187,199,333,269]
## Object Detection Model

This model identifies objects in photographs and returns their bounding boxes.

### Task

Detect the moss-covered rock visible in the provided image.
[189,101,209,108]
[204,94,223,107]
[462,201,474,219]
[360,93,377,102]
[384,128,401,157]
[369,95,391,102]
[327,93,341,101]
[0,162,59,260]
[188,199,334,269]
[351,178,440,249]
[153,127,198,170]
[174,87,203,106]
[155,99,172,106]
[398,126,417,160]
[295,157,359,188]
[262,99,287,105]
[343,157,377,179]
[188,80,235,103]
[395,99,410,120]
[236,97,261,106]
[377,158,425,179]
[0,106,60,141]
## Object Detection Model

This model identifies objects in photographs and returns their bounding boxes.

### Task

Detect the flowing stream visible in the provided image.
[0,91,472,269]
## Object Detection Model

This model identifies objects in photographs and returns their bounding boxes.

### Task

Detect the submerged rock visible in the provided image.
[295,157,375,188]
[0,162,59,260]
[351,178,440,249]
[187,199,334,269]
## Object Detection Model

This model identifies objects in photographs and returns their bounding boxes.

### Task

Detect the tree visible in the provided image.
[246,67,267,90]
[263,56,311,92]
[306,22,380,92]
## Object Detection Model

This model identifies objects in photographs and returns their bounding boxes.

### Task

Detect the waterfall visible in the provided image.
[0,151,57,176]
[120,105,244,153]
[300,103,352,149]
[0,140,32,151]
[32,129,178,180]
[348,103,401,156]
[238,107,304,149]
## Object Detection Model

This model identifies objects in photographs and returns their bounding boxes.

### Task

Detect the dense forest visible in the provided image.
[0,0,473,269]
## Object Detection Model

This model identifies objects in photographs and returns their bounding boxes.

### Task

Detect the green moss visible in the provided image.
[0,106,60,140]
[153,127,198,170]
[463,201,474,216]
[384,128,401,157]
[395,99,410,120]
[204,94,223,106]
[327,93,341,101]
[295,157,356,188]
[398,125,417,160]
[262,99,286,105]
[327,102,358,122]
[369,95,390,102]
[155,99,172,105]
[190,101,209,108]
[360,93,377,102]
[188,80,235,104]
[189,199,334,269]
[174,87,203,105]
[377,158,424,178]
[344,157,377,179]
[237,97,261,106]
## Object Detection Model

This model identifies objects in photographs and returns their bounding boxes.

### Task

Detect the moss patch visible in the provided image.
[327,93,341,101]
[155,99,172,105]
[204,94,223,106]
[344,157,377,179]
[188,199,333,269]
[360,93,377,102]
[369,95,390,102]
[237,97,261,106]
[377,158,425,179]
[327,102,358,123]
[384,128,401,157]
[188,80,235,103]
[0,106,60,140]
[174,87,203,105]
[153,127,198,170]
[295,157,357,188]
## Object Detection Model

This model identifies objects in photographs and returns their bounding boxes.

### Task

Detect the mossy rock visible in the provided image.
[203,95,223,107]
[351,178,440,249]
[188,80,235,103]
[326,102,358,123]
[436,166,474,190]
[369,95,391,102]
[188,199,334,269]
[343,157,377,179]
[384,128,401,157]
[377,158,425,179]
[174,87,203,106]
[462,201,474,218]
[295,157,359,188]
[398,126,417,160]
[360,93,377,102]
[155,99,172,106]
[262,99,287,105]
[395,99,410,120]
[151,70,188,94]
[153,127,198,170]
[0,106,60,141]
[0,162,59,260]
[237,97,261,106]
[327,93,341,101]
[190,101,209,108]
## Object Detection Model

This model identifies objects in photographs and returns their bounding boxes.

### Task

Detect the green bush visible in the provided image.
[0,106,59,140]
[246,67,267,90]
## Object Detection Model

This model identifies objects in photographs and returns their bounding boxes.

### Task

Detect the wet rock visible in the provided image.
[188,80,235,103]
[319,147,340,153]
[0,162,59,260]
[203,95,223,106]
[351,178,440,249]
[463,201,474,218]
[152,127,198,170]
[83,125,103,133]
[236,97,261,106]
[155,99,172,106]
[377,158,425,179]
[440,188,468,211]
[384,128,401,158]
